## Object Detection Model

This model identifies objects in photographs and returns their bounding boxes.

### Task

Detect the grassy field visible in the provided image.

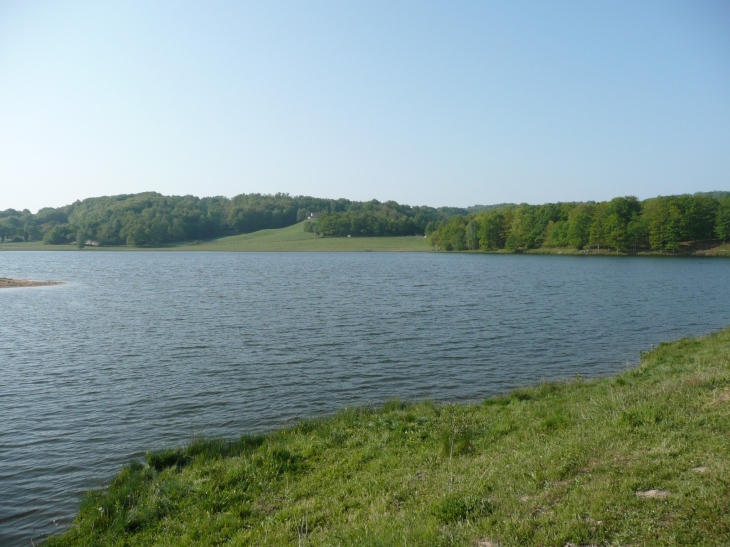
[170,223,431,252]
[0,223,431,252]
[47,329,730,546]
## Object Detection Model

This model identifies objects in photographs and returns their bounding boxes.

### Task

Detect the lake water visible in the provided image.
[1,252,729,545]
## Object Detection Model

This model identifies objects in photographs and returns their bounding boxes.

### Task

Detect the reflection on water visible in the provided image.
[1,251,729,545]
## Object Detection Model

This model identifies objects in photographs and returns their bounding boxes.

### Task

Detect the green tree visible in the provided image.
[43,225,72,245]
[440,216,468,251]
[603,214,627,252]
[427,228,442,250]
[506,206,539,250]
[627,213,648,253]
[588,203,609,251]
[642,198,670,251]
[476,212,506,250]
[683,195,718,241]
[664,205,682,252]
[601,196,640,252]
[465,220,479,250]
[715,197,730,241]
[567,205,592,249]
[544,220,569,247]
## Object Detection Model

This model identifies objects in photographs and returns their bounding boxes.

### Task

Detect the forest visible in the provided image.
[304,203,450,237]
[427,192,730,253]
[0,192,464,246]
[1,191,728,250]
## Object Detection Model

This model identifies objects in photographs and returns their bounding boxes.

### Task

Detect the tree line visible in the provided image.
[0,192,465,246]
[427,193,730,253]
[3,190,728,249]
[304,201,455,237]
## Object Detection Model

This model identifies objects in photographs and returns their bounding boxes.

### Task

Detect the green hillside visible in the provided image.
[171,223,430,252]
[0,222,431,252]
[0,192,454,247]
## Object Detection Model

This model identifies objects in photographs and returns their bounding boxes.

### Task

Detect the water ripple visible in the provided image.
[0,252,729,545]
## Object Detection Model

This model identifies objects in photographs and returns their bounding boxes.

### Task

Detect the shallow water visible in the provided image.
[1,251,729,545]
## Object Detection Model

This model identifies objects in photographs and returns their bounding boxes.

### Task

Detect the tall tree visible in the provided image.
[716,197,730,242]
[567,205,593,249]
[588,203,608,251]
[476,211,506,250]
[465,220,479,250]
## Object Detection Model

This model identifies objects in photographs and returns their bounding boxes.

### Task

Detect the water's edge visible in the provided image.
[2,252,729,545]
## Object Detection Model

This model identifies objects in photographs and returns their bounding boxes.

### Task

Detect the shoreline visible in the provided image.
[3,221,729,255]
[0,278,63,288]
[2,243,730,256]
[46,327,730,546]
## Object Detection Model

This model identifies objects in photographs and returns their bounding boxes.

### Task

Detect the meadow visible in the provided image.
[47,328,730,546]
[0,223,431,252]
[171,223,431,252]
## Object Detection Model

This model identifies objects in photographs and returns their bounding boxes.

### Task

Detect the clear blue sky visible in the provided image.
[1,1,728,212]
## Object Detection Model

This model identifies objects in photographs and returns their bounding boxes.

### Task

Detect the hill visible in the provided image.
[172,223,430,252]
[0,192,462,247]
[0,222,431,252]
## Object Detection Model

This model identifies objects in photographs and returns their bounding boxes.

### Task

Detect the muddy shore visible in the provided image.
[0,278,63,288]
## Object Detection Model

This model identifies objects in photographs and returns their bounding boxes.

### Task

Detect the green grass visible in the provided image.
[523,244,730,257]
[47,329,730,546]
[0,240,72,251]
[170,223,431,252]
[0,223,431,252]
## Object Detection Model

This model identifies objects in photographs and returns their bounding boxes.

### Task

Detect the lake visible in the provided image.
[1,252,729,545]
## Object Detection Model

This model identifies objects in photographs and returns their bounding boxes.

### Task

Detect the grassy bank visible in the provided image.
[521,242,730,257]
[48,329,730,546]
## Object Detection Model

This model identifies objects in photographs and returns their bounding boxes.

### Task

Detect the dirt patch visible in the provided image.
[685,377,707,387]
[693,242,730,256]
[710,388,730,407]
[0,278,63,289]
[692,466,708,473]
[636,489,671,498]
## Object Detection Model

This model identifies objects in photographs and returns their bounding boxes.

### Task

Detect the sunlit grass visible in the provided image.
[47,328,730,546]
[0,223,431,252]
[170,223,431,252]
